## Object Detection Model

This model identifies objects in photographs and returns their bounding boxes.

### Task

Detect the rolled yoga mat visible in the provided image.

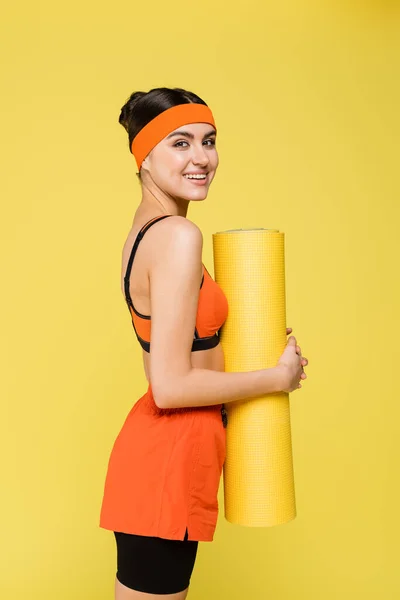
[212,228,296,527]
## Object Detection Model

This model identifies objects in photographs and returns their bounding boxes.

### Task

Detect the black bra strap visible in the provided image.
[124,215,173,306]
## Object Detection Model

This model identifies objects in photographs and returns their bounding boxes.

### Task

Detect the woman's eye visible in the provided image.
[173,139,216,148]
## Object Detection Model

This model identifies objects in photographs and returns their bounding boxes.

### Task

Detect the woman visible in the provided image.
[99,86,308,599]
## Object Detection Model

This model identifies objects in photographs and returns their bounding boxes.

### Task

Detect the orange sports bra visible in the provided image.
[123,215,229,354]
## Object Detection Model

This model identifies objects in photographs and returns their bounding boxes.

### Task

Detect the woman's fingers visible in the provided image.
[287,328,309,372]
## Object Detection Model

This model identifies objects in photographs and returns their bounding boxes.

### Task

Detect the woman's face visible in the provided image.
[140,122,219,201]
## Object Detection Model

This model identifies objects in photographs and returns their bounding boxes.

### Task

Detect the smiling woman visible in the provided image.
[119,92,220,208]
[100,87,226,600]
[99,86,301,600]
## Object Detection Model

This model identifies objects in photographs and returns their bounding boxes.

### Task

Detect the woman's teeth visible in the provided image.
[183,174,207,179]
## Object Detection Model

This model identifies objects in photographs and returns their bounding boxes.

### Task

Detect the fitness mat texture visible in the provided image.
[212,228,296,527]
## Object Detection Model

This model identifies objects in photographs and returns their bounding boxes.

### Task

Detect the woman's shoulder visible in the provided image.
[155,217,203,262]
[136,214,203,246]
[159,214,202,235]
[140,216,202,273]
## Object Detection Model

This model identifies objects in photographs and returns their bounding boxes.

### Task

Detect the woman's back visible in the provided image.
[120,211,226,381]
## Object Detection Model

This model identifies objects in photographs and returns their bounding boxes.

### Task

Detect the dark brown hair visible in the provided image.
[119,87,209,177]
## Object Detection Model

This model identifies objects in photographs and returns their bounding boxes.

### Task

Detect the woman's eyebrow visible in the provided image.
[166,129,217,140]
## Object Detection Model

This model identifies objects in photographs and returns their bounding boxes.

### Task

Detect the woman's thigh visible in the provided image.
[115,576,189,599]
[113,530,198,598]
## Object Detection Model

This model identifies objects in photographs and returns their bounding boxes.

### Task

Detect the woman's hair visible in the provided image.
[119,87,208,178]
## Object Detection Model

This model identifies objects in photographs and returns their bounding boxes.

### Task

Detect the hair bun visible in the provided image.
[119,91,146,130]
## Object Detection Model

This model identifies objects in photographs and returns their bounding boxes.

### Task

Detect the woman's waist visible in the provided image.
[118,385,226,456]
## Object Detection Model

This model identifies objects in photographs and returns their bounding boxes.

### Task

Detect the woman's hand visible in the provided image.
[279,327,308,392]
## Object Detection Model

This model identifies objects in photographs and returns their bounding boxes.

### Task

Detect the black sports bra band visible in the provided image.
[135,331,219,354]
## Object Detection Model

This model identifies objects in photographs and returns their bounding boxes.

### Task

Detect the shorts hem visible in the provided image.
[116,572,189,595]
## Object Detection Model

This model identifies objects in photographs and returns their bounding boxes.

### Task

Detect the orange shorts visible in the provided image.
[99,384,226,542]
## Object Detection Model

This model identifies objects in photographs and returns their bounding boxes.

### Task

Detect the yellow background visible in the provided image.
[1,1,399,598]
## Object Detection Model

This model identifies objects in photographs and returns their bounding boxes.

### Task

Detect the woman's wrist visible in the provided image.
[270,365,288,394]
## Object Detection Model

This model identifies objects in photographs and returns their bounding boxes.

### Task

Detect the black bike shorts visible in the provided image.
[113,528,199,595]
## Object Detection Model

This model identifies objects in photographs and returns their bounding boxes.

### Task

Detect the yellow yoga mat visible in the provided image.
[212,228,296,527]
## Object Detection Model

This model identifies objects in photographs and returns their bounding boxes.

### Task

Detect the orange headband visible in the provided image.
[131,103,216,171]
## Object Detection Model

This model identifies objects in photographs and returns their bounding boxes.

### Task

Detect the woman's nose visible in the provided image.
[191,144,209,166]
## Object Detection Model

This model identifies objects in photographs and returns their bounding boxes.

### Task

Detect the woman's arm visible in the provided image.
[148,216,286,409]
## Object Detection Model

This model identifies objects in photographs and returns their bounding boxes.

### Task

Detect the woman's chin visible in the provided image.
[184,190,208,202]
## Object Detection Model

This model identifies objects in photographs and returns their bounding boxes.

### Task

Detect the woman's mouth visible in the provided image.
[183,173,208,186]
